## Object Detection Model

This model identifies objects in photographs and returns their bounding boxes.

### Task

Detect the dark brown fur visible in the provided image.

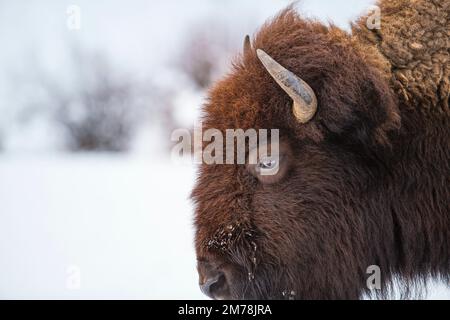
[192,0,449,299]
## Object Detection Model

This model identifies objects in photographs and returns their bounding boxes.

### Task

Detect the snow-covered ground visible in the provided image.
[0,154,448,299]
[0,154,203,299]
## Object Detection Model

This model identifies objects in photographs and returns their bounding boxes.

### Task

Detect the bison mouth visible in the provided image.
[197,256,293,300]
[197,260,231,300]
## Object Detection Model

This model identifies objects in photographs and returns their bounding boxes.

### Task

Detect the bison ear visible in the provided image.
[311,69,401,148]
[353,78,401,147]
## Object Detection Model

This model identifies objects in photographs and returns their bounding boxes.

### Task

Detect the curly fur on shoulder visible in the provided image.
[353,0,450,114]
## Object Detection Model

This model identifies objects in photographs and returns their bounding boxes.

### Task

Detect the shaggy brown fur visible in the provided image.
[353,0,450,114]
[192,0,449,299]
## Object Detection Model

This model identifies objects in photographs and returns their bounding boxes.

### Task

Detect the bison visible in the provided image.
[191,0,449,299]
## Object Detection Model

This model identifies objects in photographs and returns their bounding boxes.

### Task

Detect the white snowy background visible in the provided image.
[0,0,448,299]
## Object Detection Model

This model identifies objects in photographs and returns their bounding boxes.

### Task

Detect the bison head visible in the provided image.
[191,9,401,299]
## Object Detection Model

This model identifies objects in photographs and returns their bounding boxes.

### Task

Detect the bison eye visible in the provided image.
[257,157,278,171]
[247,141,291,184]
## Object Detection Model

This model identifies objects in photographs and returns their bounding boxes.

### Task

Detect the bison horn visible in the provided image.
[256,49,317,123]
[243,35,251,54]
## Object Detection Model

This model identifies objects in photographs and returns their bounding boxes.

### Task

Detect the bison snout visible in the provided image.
[197,260,230,300]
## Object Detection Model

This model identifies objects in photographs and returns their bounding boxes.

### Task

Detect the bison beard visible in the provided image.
[191,0,450,300]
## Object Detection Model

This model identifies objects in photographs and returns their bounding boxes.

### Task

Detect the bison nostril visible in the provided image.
[199,271,229,300]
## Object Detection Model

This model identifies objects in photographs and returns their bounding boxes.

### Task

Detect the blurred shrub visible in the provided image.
[41,47,152,152]
[176,21,238,90]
